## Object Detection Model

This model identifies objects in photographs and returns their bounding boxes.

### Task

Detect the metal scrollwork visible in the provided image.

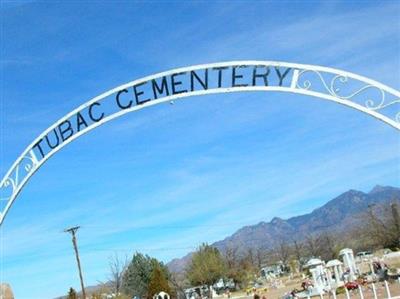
[1,177,17,196]
[296,69,400,120]
[0,152,39,202]
[21,154,39,173]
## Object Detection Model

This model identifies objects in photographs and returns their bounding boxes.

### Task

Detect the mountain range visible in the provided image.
[167,185,400,273]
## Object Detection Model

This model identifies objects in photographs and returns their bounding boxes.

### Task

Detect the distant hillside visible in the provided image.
[167,185,400,273]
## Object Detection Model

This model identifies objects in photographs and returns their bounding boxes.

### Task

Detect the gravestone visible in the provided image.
[153,291,170,299]
[0,283,14,299]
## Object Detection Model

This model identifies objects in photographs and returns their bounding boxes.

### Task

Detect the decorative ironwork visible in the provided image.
[1,61,399,225]
[0,151,39,202]
[295,69,400,122]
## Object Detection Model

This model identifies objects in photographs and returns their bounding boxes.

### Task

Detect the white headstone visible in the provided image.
[339,248,357,281]
[154,291,170,299]
[0,284,14,299]
[305,258,326,294]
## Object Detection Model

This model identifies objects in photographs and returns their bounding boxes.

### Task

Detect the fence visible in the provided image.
[306,278,400,299]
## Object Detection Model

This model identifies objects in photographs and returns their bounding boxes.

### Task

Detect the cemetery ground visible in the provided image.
[234,255,400,299]
[222,257,400,299]
[185,250,400,299]
[229,279,400,299]
[225,275,400,299]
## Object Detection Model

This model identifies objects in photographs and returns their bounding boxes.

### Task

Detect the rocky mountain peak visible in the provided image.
[271,217,285,225]
[369,184,390,194]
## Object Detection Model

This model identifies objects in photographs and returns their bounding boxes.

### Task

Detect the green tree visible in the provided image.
[67,287,77,299]
[122,252,169,299]
[148,263,172,298]
[186,244,226,287]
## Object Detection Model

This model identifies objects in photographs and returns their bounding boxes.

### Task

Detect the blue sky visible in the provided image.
[1,1,399,298]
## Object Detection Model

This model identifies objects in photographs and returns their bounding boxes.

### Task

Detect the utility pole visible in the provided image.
[64,226,86,299]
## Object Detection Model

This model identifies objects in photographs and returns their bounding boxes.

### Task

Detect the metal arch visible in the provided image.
[1,60,399,225]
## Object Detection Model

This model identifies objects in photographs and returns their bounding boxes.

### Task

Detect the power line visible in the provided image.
[81,218,269,230]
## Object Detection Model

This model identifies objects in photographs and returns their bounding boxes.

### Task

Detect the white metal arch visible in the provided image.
[1,60,399,225]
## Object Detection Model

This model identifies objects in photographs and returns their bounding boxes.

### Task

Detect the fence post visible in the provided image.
[371,283,378,299]
[344,287,350,299]
[358,286,364,299]
[384,280,392,299]
[331,289,337,299]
